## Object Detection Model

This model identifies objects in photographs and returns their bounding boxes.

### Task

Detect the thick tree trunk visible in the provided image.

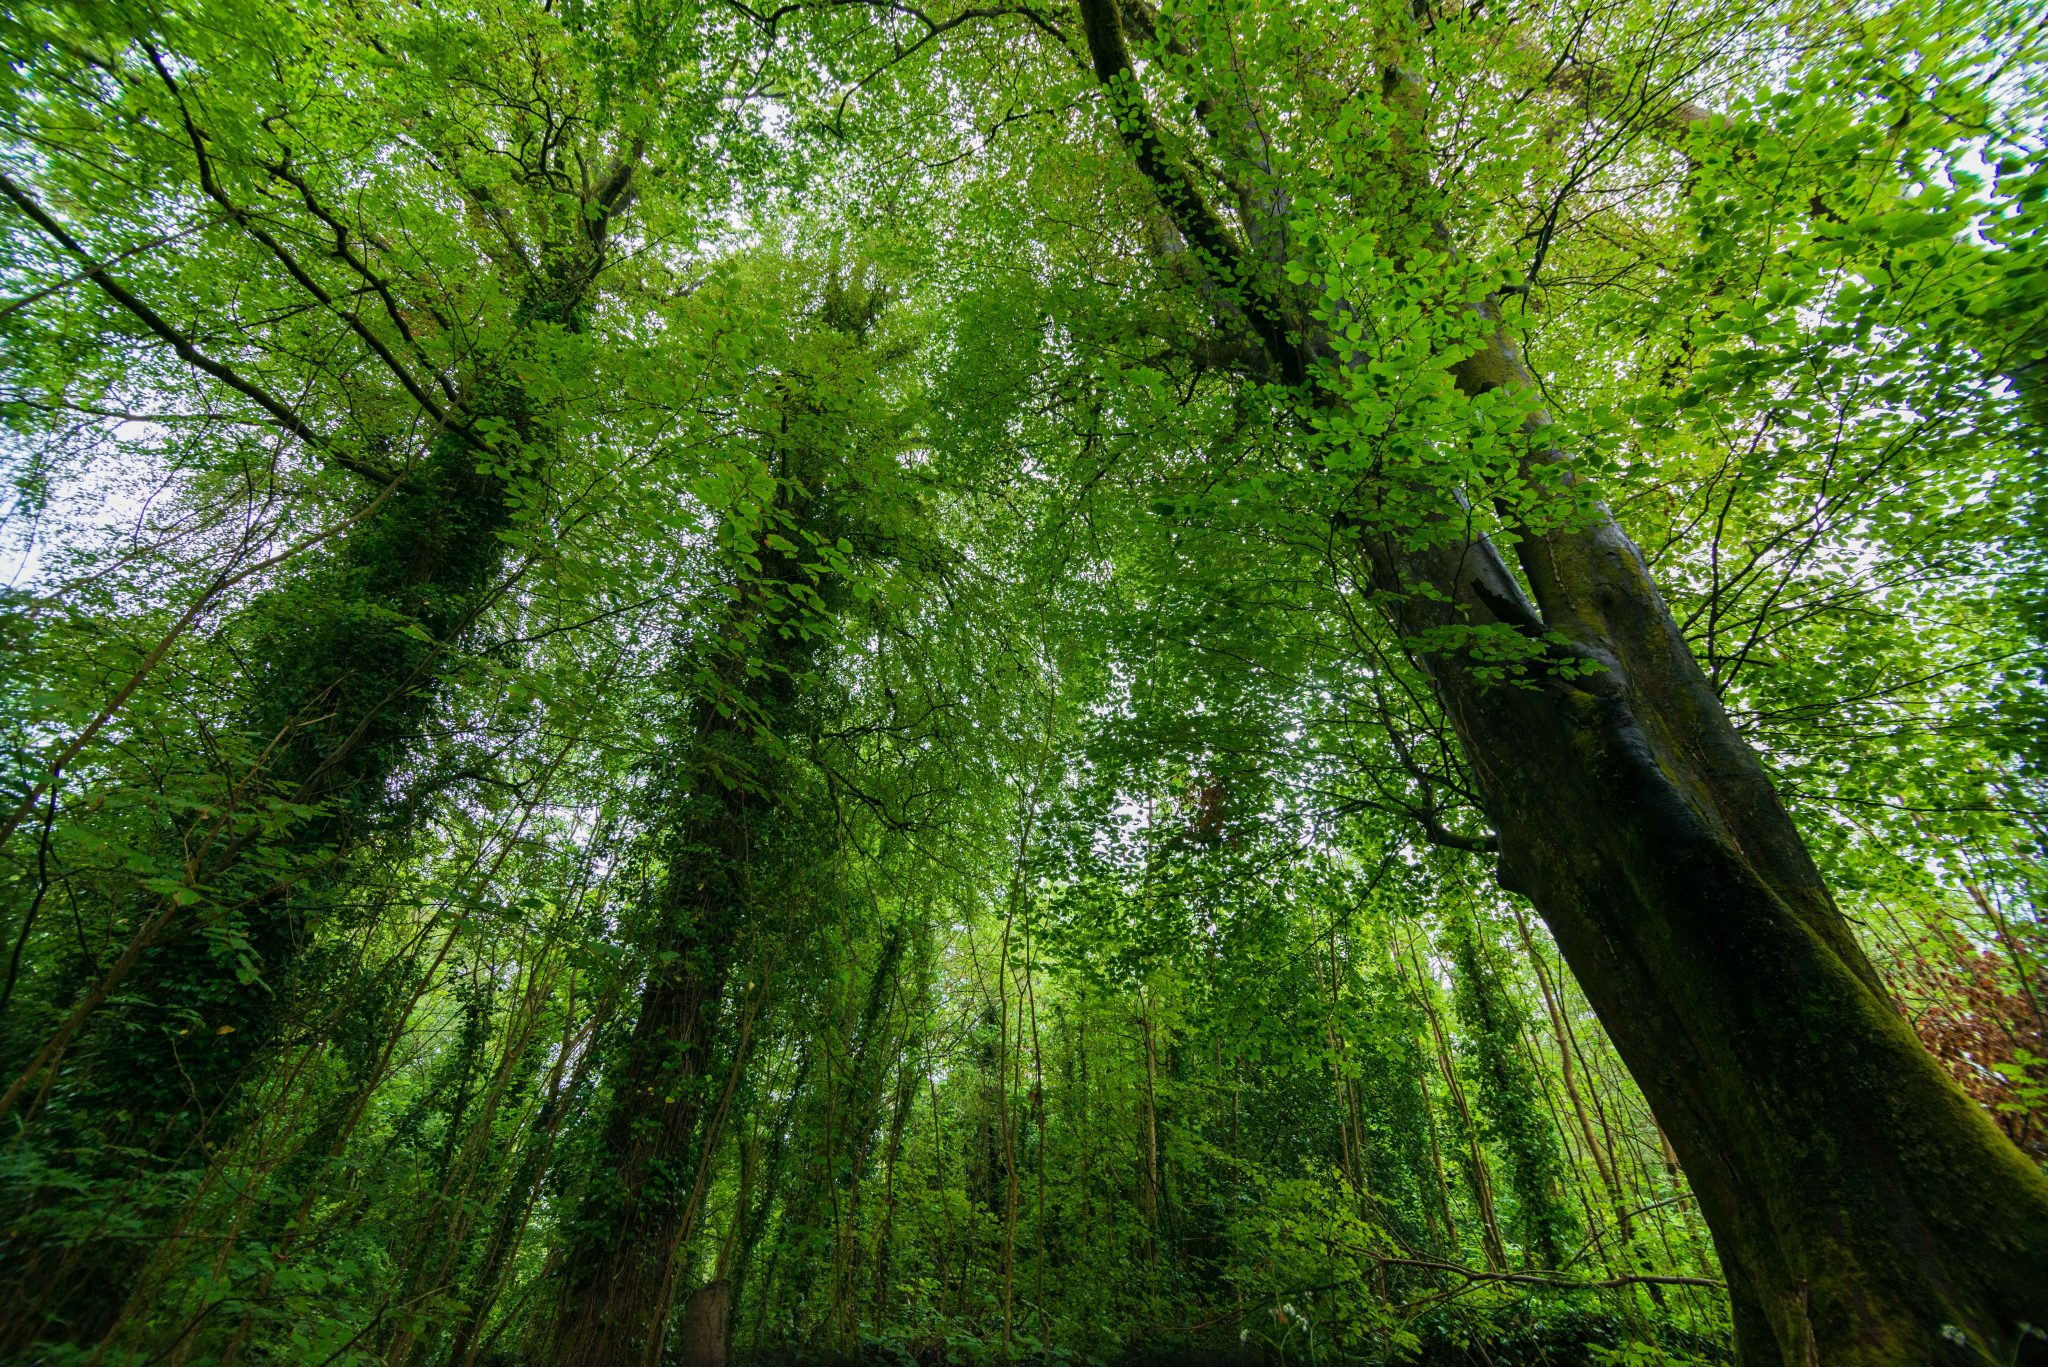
[546,440,837,1364]
[1400,487,2048,1365]
[1348,333,2048,1361]
[0,418,519,1356]
[543,833,740,1367]
[677,1279,732,1367]
[1071,1,2048,1358]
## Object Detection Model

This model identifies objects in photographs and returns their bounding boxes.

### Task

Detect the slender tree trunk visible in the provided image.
[1413,938,1507,1271]
[869,1052,917,1333]
[1513,908,1631,1244]
[726,1042,811,1350]
[995,905,1021,1360]
[1389,939,1460,1252]
[540,599,779,1364]
[1138,1004,1162,1248]
[447,998,612,1367]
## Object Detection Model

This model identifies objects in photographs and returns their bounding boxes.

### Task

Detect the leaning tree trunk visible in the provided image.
[1382,455,2048,1364]
[1073,2,2048,1361]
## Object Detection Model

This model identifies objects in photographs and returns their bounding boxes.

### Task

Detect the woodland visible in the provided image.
[0,0,2045,1363]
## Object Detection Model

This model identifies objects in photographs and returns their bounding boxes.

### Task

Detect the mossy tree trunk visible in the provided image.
[544,355,876,1362]
[1405,498,2048,1363]
[1444,909,1578,1267]
[540,677,767,1365]
[0,163,631,1338]
[1074,1,2048,1361]
[0,415,523,1351]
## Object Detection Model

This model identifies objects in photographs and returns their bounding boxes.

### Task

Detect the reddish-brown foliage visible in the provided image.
[1885,926,2048,1163]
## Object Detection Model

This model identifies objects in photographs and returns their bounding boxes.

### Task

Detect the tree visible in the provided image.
[0,0,744,1345]
[544,263,917,1363]
[1060,0,2048,1359]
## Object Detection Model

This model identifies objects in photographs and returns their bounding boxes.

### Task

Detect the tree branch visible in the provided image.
[145,46,467,441]
[1074,0,1302,383]
[0,170,397,486]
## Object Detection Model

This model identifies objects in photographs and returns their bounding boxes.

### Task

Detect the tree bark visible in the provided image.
[1414,515,2048,1362]
[677,1279,731,1367]
[1072,1,2048,1360]
[544,341,878,1360]
[540,766,748,1367]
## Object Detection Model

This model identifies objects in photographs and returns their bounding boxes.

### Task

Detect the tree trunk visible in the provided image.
[0,416,520,1355]
[1419,513,2048,1362]
[676,1278,732,1367]
[542,858,739,1367]
[1413,937,1508,1272]
[1072,1,2048,1359]
[544,344,877,1360]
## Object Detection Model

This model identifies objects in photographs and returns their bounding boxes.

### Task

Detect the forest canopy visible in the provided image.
[0,0,2045,1364]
